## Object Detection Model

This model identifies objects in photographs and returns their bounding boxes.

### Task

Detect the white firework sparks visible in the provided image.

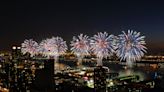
[39,38,54,57]
[21,39,39,57]
[70,34,90,56]
[116,30,147,67]
[70,34,90,66]
[90,32,115,66]
[39,37,68,58]
[54,37,68,56]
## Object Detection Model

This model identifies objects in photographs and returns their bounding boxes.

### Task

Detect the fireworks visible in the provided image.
[116,30,147,67]
[39,37,68,58]
[54,37,68,57]
[20,30,147,67]
[90,32,115,66]
[39,38,54,57]
[70,34,90,66]
[70,34,90,57]
[21,39,39,57]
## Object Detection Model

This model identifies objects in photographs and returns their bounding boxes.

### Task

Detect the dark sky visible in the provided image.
[0,0,164,54]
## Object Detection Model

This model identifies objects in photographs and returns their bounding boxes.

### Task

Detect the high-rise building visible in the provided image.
[11,46,21,60]
[31,59,54,92]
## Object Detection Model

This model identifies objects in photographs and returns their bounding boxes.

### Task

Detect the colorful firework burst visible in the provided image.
[39,38,54,57]
[39,37,68,58]
[70,34,90,66]
[70,34,90,57]
[90,32,115,66]
[21,39,39,57]
[116,30,147,67]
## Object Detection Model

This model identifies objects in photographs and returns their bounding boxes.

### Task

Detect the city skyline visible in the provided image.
[0,0,164,55]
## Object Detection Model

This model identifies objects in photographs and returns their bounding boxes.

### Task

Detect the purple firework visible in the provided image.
[70,34,90,56]
[39,37,68,58]
[116,30,147,67]
[90,32,115,66]
[39,38,55,57]
[70,34,90,66]
[21,39,39,57]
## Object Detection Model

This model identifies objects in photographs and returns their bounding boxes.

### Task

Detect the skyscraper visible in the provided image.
[31,59,54,92]
[11,46,21,60]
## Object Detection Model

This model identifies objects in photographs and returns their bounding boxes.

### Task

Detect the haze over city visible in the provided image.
[0,0,164,55]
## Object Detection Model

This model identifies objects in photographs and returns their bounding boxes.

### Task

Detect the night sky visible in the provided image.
[0,0,164,54]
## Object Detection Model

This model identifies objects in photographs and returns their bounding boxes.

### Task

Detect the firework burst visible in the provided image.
[39,38,54,57]
[54,37,68,55]
[21,39,39,57]
[70,34,90,56]
[90,32,115,66]
[39,37,68,58]
[116,30,147,67]
[70,34,90,66]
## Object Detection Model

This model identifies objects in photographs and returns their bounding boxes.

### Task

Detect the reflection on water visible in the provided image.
[118,68,146,81]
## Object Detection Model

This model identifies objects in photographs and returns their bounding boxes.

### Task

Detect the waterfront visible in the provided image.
[1,57,164,92]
